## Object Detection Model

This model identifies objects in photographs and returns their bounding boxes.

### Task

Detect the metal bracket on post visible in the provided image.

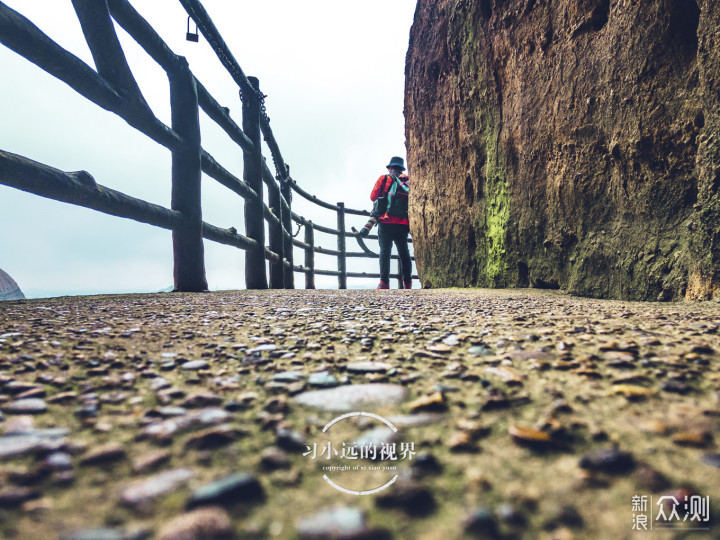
[304,220,315,289]
[337,202,347,289]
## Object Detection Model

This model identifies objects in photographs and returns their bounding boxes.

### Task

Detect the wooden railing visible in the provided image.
[0,0,417,291]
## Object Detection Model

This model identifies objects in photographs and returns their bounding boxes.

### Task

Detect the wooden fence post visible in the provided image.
[304,220,315,289]
[336,202,347,289]
[281,175,294,289]
[268,161,284,289]
[242,76,267,289]
[169,57,207,292]
[396,258,404,289]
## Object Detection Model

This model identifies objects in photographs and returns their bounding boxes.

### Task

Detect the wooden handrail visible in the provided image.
[0,0,413,292]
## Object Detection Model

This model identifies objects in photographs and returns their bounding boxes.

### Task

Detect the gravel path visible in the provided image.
[0,289,718,539]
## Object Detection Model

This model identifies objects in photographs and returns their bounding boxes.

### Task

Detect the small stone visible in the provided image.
[307,372,339,388]
[579,448,635,474]
[508,425,554,448]
[181,392,223,408]
[133,450,172,473]
[408,392,447,413]
[80,442,126,466]
[187,472,264,509]
[354,427,395,448]
[611,385,654,399]
[184,425,247,450]
[157,507,232,540]
[61,527,148,540]
[3,415,35,433]
[3,382,42,395]
[180,360,209,371]
[260,447,290,470]
[484,367,524,385]
[0,486,39,507]
[701,454,720,468]
[463,506,498,538]
[375,481,435,516]
[545,505,584,529]
[448,430,477,452]
[294,384,406,412]
[121,468,194,507]
[44,452,73,471]
[0,433,65,459]
[264,396,288,414]
[271,371,304,383]
[297,506,368,539]
[2,398,47,415]
[672,430,713,448]
[386,414,445,427]
[661,380,692,394]
[346,362,392,374]
[633,465,671,492]
[411,453,443,476]
[276,428,306,452]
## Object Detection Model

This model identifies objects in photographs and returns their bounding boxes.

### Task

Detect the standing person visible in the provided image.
[369,156,412,289]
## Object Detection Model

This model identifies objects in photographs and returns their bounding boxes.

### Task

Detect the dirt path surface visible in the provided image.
[0,289,718,539]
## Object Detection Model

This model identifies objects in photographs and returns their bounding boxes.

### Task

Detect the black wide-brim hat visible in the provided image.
[386,156,406,170]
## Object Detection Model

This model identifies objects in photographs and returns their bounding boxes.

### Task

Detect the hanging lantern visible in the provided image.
[186,16,199,42]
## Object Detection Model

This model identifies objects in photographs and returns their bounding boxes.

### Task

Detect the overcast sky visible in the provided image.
[0,0,417,298]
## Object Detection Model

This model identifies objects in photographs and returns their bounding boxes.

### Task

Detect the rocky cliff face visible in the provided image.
[405,0,720,300]
[0,268,25,301]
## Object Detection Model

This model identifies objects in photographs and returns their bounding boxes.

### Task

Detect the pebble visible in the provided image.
[2,398,47,415]
[0,486,39,507]
[80,442,126,466]
[411,453,443,475]
[260,447,291,470]
[346,362,392,373]
[297,506,368,539]
[276,428,307,452]
[672,430,713,448]
[44,452,73,471]
[184,424,247,450]
[181,392,223,408]
[132,450,172,473]
[375,481,435,516]
[701,454,720,468]
[463,506,499,538]
[407,392,447,412]
[307,372,339,388]
[508,425,554,448]
[157,507,232,540]
[271,371,304,383]
[120,468,194,507]
[180,360,209,371]
[579,448,635,474]
[187,472,264,509]
[61,527,149,540]
[294,384,406,412]
[0,433,66,459]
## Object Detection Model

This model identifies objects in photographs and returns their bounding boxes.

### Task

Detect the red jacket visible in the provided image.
[370,173,409,225]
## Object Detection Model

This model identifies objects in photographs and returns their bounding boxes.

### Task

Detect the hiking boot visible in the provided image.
[376,281,389,290]
[403,281,412,290]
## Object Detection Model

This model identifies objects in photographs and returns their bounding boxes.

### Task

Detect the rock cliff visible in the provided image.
[0,268,25,301]
[405,0,720,300]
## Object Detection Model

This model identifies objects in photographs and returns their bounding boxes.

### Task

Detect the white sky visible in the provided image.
[0,0,417,297]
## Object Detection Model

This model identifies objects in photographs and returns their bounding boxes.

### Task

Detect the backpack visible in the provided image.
[386,174,409,219]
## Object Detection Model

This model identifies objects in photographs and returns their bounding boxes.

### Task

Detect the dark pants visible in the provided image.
[378,223,412,285]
